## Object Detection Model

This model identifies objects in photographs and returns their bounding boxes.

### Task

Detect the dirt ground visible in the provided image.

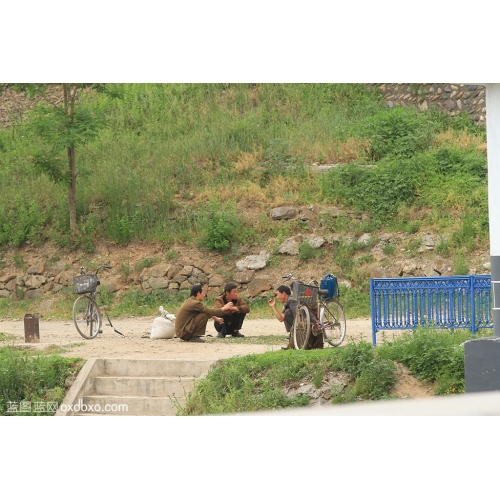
[0,316,435,399]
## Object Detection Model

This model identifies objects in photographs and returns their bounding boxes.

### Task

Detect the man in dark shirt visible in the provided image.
[267,285,297,336]
[213,283,250,338]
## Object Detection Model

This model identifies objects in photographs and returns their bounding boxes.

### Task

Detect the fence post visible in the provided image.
[370,279,377,345]
[369,276,492,344]
[470,276,476,336]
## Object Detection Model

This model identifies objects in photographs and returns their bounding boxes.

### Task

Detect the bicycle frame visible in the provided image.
[283,272,346,349]
[73,265,124,338]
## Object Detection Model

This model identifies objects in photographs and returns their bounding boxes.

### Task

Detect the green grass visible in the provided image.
[178,327,479,414]
[0,83,490,319]
[0,289,296,322]
[0,84,486,251]
[0,346,83,415]
[377,327,480,395]
[0,331,15,341]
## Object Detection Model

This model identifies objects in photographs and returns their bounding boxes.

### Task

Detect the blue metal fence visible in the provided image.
[370,275,493,345]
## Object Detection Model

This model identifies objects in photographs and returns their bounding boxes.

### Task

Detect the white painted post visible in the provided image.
[486,84,500,337]
[464,84,500,393]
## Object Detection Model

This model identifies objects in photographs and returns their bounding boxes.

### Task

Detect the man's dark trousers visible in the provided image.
[214,313,246,337]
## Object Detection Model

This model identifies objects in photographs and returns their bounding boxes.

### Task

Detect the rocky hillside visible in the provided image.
[0,202,491,307]
[0,83,491,308]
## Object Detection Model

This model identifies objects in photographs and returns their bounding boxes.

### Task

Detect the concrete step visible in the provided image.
[58,358,212,416]
[103,358,214,378]
[81,394,185,416]
[93,375,197,397]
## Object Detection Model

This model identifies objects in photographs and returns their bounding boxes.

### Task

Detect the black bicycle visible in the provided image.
[72,265,124,339]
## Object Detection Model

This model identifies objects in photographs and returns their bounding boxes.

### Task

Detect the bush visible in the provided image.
[180,341,403,414]
[324,159,420,219]
[433,145,487,179]
[377,328,469,392]
[196,198,243,251]
[0,196,48,247]
[298,240,320,260]
[335,340,374,378]
[354,357,397,399]
[361,107,435,161]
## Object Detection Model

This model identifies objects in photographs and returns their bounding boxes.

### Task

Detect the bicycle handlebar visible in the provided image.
[80,264,113,276]
[282,272,317,286]
[95,264,113,276]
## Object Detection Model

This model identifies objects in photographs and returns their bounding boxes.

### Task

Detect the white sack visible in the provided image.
[151,316,175,339]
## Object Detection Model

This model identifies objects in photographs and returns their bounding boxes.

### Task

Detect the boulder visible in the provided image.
[246,277,272,297]
[270,207,297,220]
[27,261,45,275]
[233,270,255,283]
[305,236,325,248]
[278,236,302,255]
[148,277,170,290]
[236,254,269,271]
[208,274,225,287]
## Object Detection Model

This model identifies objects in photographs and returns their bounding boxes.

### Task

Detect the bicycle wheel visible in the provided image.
[73,295,102,339]
[293,305,311,350]
[320,299,346,347]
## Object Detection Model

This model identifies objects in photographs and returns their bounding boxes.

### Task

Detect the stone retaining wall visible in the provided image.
[369,83,487,123]
[0,258,275,301]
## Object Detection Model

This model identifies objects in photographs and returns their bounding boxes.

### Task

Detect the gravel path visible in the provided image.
[0,316,377,361]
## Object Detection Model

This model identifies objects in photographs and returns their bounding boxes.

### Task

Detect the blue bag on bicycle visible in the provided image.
[320,273,338,299]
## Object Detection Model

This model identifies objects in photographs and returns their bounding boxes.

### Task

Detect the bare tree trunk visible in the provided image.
[63,84,79,242]
[67,145,78,242]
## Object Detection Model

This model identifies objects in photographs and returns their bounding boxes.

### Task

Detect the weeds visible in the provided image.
[165,249,179,261]
[405,238,422,257]
[435,236,451,257]
[134,257,161,273]
[0,83,486,255]
[298,241,320,261]
[382,243,396,255]
[0,332,14,341]
[13,251,26,271]
[453,252,469,275]
[354,357,397,399]
[377,328,470,394]
[196,199,243,251]
[0,347,83,415]
[180,341,399,415]
[120,262,131,277]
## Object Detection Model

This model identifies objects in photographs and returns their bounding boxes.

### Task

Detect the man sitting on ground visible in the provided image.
[213,283,250,338]
[268,284,323,350]
[267,285,297,340]
[175,284,235,342]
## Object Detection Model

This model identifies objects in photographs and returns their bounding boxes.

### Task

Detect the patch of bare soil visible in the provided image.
[390,361,435,399]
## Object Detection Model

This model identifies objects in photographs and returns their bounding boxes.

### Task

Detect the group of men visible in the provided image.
[174,282,296,343]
